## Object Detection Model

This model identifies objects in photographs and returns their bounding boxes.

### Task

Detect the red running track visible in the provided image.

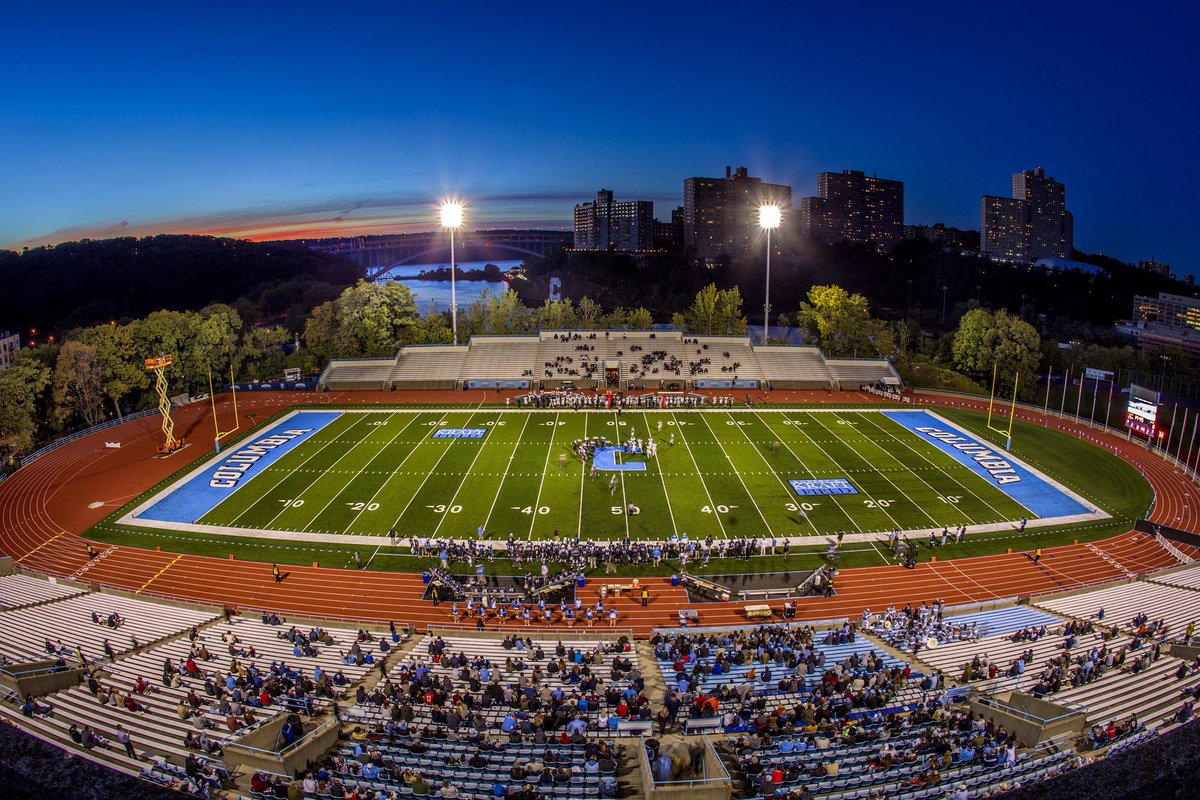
[1,389,1198,635]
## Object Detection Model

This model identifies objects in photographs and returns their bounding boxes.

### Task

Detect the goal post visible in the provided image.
[986,362,1019,451]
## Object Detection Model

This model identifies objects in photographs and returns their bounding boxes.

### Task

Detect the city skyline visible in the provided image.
[2,2,1196,273]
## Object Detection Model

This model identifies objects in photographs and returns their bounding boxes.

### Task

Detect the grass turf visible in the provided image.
[183,409,1039,540]
[88,405,1153,572]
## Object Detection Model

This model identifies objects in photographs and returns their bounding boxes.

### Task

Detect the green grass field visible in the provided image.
[177,408,1046,541]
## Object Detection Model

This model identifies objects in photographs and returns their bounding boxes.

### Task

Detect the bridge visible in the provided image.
[308,229,573,279]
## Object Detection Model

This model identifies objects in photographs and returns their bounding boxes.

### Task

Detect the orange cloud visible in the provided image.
[6,190,674,249]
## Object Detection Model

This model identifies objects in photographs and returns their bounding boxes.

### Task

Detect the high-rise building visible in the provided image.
[683,166,792,261]
[573,189,654,251]
[799,169,904,248]
[0,331,19,371]
[980,196,1028,259]
[981,167,1073,260]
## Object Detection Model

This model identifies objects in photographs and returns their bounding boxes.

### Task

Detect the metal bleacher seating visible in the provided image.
[751,346,834,387]
[320,358,400,390]
[1032,580,1200,637]
[318,329,901,391]
[9,612,374,778]
[390,345,469,387]
[0,591,219,665]
[0,573,87,610]
[825,358,903,387]
[1148,562,1200,591]
[460,336,540,382]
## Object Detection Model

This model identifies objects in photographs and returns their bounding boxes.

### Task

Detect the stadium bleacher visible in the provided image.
[1031,579,1200,637]
[0,573,1190,800]
[0,591,220,665]
[0,573,87,610]
[318,330,901,390]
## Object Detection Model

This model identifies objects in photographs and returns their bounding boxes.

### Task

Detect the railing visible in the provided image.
[1154,533,1195,564]
[241,608,414,634]
[975,693,1089,727]
[425,622,635,637]
[16,408,159,467]
[225,715,339,760]
[639,735,731,789]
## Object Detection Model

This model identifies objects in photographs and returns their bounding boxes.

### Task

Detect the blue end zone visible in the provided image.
[137,410,342,524]
[433,428,486,439]
[593,446,647,471]
[789,478,858,496]
[881,410,1089,518]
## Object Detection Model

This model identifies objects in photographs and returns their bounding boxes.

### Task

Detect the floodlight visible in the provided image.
[440,202,464,229]
[759,204,782,230]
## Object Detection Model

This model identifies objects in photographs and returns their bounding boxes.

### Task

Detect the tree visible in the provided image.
[952,308,1041,397]
[796,284,887,357]
[52,341,107,427]
[239,326,291,380]
[535,299,579,331]
[577,297,602,330]
[672,284,747,334]
[78,321,148,417]
[332,281,420,358]
[0,351,51,451]
[626,307,654,330]
[304,300,340,363]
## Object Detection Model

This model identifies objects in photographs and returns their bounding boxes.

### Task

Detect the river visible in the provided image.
[373,259,519,315]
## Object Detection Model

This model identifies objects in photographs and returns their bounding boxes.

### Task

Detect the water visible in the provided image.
[374,259,519,315]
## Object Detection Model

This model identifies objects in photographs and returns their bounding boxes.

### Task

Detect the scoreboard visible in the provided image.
[1125,384,1160,439]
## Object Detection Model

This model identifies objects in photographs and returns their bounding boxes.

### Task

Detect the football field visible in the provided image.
[125,407,1102,542]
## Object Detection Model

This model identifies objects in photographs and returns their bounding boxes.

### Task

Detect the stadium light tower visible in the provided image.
[441,201,465,345]
[759,204,782,345]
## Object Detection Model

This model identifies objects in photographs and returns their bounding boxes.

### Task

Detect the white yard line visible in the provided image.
[850,411,1004,525]
[834,411,983,526]
[694,414,774,534]
[719,412,821,536]
[807,411,943,529]
[257,414,393,530]
[431,414,500,537]
[336,413,429,532]
[612,411,631,540]
[223,414,366,526]
[482,411,534,534]
[648,414,680,536]
[752,411,864,534]
[526,412,561,539]
[669,411,728,538]
[385,411,483,533]
[780,411,911,532]
[304,412,432,530]
[576,413,588,536]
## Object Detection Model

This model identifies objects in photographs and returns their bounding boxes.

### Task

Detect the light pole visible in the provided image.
[440,202,464,345]
[759,205,782,344]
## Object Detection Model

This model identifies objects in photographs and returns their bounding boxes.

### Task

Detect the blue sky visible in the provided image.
[2,1,1196,271]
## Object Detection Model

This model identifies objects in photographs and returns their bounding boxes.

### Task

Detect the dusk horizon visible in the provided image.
[4,2,1197,272]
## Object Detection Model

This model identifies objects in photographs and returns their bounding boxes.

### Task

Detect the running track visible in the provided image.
[1,389,1198,635]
